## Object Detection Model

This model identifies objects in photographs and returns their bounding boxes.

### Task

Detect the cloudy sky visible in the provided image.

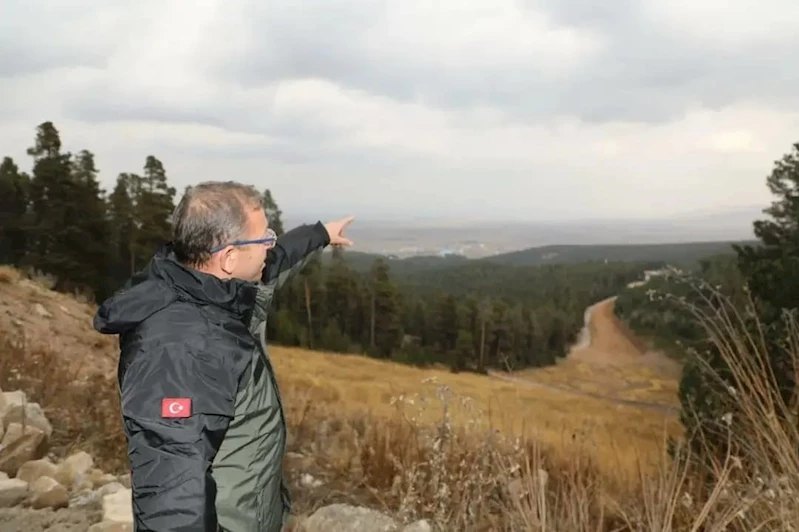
[1,0,798,223]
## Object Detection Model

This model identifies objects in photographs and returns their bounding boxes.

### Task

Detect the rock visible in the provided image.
[0,391,25,419]
[300,472,323,488]
[402,519,433,532]
[54,451,94,490]
[69,487,102,509]
[15,458,58,484]
[0,478,28,508]
[0,423,47,476]
[98,482,125,497]
[33,303,52,318]
[303,504,400,532]
[2,402,52,438]
[87,520,134,532]
[28,475,69,509]
[89,469,117,489]
[73,477,94,493]
[102,488,132,524]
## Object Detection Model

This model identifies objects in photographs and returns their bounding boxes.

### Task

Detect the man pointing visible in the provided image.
[93,181,354,531]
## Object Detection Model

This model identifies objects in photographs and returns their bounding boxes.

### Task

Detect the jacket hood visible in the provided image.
[93,244,258,335]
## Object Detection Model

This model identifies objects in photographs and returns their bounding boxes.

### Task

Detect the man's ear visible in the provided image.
[220,248,237,275]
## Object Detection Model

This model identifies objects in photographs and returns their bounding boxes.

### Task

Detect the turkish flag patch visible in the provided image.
[161,398,191,418]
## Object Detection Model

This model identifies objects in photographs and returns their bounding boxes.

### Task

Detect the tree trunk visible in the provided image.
[304,277,313,348]
[479,315,486,371]
[370,288,376,349]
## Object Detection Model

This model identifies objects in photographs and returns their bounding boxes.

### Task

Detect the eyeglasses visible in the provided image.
[210,228,277,254]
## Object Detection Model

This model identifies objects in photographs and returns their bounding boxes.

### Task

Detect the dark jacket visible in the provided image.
[93,222,330,532]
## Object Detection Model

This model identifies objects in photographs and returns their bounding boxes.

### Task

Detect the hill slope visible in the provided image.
[0,265,679,478]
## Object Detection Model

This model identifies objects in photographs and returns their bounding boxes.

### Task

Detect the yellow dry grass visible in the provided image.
[516,359,680,405]
[271,345,682,488]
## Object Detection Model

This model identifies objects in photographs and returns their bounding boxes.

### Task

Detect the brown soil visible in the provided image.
[0,267,117,378]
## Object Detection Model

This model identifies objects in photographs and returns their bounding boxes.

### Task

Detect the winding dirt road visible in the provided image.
[488,297,681,415]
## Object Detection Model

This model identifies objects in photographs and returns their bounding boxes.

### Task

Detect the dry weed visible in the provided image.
[0,265,21,284]
[0,331,128,472]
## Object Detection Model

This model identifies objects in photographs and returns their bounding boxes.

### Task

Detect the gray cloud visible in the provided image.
[0,0,798,222]
[196,0,799,124]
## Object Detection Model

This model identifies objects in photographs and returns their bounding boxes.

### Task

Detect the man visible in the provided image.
[93,181,353,531]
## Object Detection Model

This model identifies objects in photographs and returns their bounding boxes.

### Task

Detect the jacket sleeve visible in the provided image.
[119,327,243,532]
[261,221,329,289]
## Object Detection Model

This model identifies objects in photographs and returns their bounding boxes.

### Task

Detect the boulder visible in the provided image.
[302,503,400,532]
[53,450,94,490]
[102,488,133,524]
[16,458,58,484]
[2,401,53,438]
[28,475,69,509]
[0,478,28,508]
[402,519,433,532]
[0,423,47,476]
[89,468,118,489]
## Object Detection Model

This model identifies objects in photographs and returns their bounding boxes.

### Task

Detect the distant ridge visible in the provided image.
[330,239,758,275]
[478,239,758,269]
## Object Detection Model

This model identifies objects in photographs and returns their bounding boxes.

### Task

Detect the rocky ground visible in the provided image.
[0,384,431,531]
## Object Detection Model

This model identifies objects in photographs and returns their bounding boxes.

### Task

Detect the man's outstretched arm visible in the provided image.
[261,216,354,289]
[261,222,329,289]
[120,329,243,531]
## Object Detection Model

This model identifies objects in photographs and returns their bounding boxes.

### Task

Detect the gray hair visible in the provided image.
[171,181,263,266]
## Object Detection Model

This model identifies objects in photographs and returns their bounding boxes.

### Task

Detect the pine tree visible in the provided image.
[733,142,799,412]
[324,248,365,346]
[69,149,113,298]
[262,189,284,234]
[0,157,30,265]
[433,292,460,354]
[25,122,84,290]
[135,156,175,262]
[368,258,403,358]
[107,174,137,286]
[677,141,799,464]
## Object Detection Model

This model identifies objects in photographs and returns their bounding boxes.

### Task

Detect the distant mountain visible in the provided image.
[329,239,759,276]
[478,240,758,269]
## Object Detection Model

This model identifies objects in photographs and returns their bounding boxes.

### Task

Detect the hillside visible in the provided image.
[0,268,117,379]
[0,266,680,469]
[0,265,685,530]
[2,263,795,529]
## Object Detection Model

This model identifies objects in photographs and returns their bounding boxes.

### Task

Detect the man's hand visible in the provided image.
[323,216,355,247]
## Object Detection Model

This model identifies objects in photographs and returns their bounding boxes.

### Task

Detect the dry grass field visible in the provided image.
[2,265,798,530]
[271,344,681,484]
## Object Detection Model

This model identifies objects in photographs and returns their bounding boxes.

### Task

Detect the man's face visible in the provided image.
[232,207,271,282]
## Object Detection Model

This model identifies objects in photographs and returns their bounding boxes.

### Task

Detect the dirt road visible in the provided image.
[488,297,680,415]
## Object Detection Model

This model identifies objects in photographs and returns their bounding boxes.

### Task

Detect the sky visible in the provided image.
[1,0,798,223]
